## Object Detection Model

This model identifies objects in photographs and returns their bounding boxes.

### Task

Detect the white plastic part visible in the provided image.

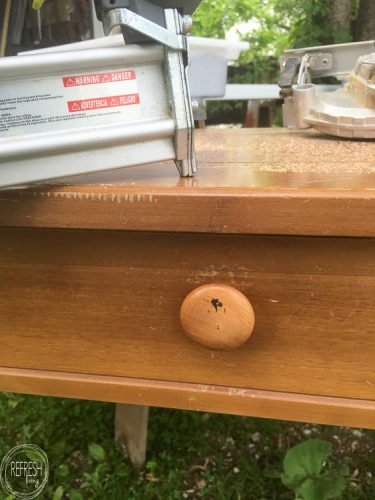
[304,53,375,138]
[304,87,375,139]
[188,37,249,97]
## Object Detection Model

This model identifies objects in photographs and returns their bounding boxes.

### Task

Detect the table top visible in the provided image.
[1,128,375,236]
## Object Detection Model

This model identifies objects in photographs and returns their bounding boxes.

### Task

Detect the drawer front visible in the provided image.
[1,229,375,401]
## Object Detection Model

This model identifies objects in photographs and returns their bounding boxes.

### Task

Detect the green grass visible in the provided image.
[0,392,374,499]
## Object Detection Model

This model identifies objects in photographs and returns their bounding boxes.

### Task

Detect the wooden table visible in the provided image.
[1,128,375,466]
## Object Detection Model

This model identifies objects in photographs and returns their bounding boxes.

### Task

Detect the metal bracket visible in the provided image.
[280,40,375,82]
[102,8,186,50]
[101,5,196,176]
[164,8,196,176]
[278,56,301,97]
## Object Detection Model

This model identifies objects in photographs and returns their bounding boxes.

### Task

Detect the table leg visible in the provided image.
[115,403,149,470]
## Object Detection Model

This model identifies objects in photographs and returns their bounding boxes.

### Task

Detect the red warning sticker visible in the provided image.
[67,94,140,112]
[63,71,136,87]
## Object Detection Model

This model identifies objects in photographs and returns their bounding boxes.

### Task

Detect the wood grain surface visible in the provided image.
[1,128,375,427]
[1,129,375,236]
[1,228,375,402]
[1,367,374,429]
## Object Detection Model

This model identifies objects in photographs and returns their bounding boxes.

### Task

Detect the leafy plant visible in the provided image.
[52,485,64,500]
[32,0,48,9]
[88,443,106,463]
[281,439,349,500]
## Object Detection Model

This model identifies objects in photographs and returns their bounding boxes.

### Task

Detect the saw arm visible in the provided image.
[0,0,203,187]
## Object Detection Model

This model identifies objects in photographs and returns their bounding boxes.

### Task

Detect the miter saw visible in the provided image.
[279,40,375,138]
[0,0,202,188]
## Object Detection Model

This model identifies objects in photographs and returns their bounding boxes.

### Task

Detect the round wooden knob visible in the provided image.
[180,284,255,350]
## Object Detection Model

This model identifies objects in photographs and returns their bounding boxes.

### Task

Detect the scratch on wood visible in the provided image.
[220,361,236,368]
[198,385,210,392]
[32,190,157,204]
[228,388,247,397]
[187,270,219,285]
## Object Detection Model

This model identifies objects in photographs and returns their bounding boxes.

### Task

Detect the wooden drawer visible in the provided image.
[1,228,375,402]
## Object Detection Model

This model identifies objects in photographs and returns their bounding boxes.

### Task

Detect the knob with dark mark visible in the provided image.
[180,284,255,350]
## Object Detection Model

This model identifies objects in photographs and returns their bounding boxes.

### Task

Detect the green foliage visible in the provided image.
[32,0,48,9]
[281,439,349,500]
[88,443,106,462]
[0,393,374,498]
[193,0,354,87]
[193,0,287,83]
[52,485,64,500]
[192,0,356,122]
[193,0,261,39]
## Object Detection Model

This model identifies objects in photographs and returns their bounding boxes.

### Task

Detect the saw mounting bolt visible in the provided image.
[182,15,193,34]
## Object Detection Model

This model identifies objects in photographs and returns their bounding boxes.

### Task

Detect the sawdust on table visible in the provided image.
[253,132,375,174]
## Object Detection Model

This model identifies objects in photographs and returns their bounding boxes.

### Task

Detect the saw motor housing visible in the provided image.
[0,0,202,187]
